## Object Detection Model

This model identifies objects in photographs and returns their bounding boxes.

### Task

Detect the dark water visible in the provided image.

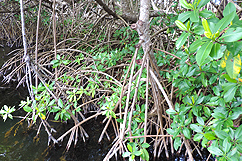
[0,46,46,160]
[0,46,114,161]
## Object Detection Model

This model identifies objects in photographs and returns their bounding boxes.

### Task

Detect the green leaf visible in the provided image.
[196,41,214,66]
[167,128,174,135]
[199,9,213,18]
[230,107,242,120]
[202,19,212,34]
[183,127,191,139]
[190,10,199,22]
[197,0,210,9]
[214,11,236,32]
[193,25,204,34]
[140,148,149,161]
[223,138,232,153]
[208,146,223,156]
[204,131,216,140]
[189,39,205,52]
[197,117,204,126]
[220,27,242,42]
[58,98,63,108]
[110,111,116,118]
[214,130,229,140]
[174,137,182,151]
[222,82,236,92]
[133,151,142,156]
[210,44,226,60]
[127,144,132,152]
[54,112,60,120]
[50,106,61,112]
[203,106,211,116]
[141,143,150,148]
[224,84,238,102]
[235,125,242,139]
[193,134,203,141]
[190,124,203,133]
[227,42,242,55]
[223,74,237,83]
[122,152,131,158]
[23,106,32,112]
[179,0,193,9]
[176,32,189,49]
[223,2,236,17]
[178,11,191,22]
[166,109,177,115]
[175,20,188,31]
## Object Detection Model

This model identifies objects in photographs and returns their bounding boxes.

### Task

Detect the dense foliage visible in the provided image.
[168,1,242,160]
[0,0,242,161]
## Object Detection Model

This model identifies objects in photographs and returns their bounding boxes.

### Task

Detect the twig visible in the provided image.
[154,48,192,66]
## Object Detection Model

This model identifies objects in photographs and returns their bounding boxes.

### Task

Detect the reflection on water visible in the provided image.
[0,46,47,161]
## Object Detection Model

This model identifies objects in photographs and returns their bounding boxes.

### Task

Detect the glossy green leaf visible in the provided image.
[190,10,199,22]
[215,130,229,139]
[189,39,204,52]
[235,125,242,139]
[54,112,60,120]
[223,74,237,83]
[222,82,236,92]
[122,152,131,158]
[223,2,236,17]
[230,107,242,120]
[214,11,236,32]
[50,106,61,112]
[197,117,205,126]
[202,19,212,33]
[190,124,203,133]
[175,20,188,31]
[133,151,142,156]
[174,137,182,151]
[220,27,242,42]
[204,131,216,140]
[196,41,214,66]
[166,109,177,115]
[208,146,223,156]
[223,138,232,153]
[193,25,204,34]
[224,85,238,102]
[58,98,63,108]
[226,54,241,79]
[179,0,193,9]
[199,9,213,18]
[183,127,191,139]
[176,32,189,49]
[178,11,191,22]
[127,143,132,152]
[227,42,242,55]
[140,148,149,161]
[210,44,226,60]
[141,143,150,148]
[167,128,174,135]
[197,0,211,9]
[23,106,32,112]
[203,106,211,116]
[193,133,203,141]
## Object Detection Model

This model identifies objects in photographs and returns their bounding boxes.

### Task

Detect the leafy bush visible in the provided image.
[167,0,242,160]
